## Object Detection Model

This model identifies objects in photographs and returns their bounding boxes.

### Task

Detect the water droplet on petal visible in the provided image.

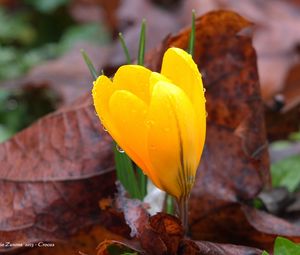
[102,124,108,132]
[203,88,206,93]
[116,144,125,153]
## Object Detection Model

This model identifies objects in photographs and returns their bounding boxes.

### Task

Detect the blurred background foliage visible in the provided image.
[0,0,111,142]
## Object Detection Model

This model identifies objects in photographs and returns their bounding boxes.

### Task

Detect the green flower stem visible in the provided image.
[166,194,174,215]
[177,195,189,235]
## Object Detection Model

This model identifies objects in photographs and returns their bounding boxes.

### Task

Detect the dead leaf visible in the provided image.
[194,240,262,255]
[190,203,300,251]
[0,94,117,253]
[23,225,125,255]
[180,0,300,101]
[265,61,300,140]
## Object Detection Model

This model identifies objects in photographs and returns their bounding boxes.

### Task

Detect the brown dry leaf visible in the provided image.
[0,94,117,253]
[194,240,262,255]
[182,0,300,101]
[265,61,300,140]
[23,225,125,255]
[190,203,300,251]
[140,213,184,254]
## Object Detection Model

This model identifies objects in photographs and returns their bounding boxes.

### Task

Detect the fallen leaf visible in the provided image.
[24,225,125,255]
[265,62,300,140]
[181,0,300,101]
[194,240,262,255]
[0,94,117,252]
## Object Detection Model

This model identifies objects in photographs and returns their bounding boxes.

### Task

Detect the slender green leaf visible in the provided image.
[274,237,300,255]
[80,49,98,80]
[114,144,142,199]
[187,9,196,56]
[119,32,131,64]
[137,19,146,66]
[261,251,269,255]
[136,166,147,199]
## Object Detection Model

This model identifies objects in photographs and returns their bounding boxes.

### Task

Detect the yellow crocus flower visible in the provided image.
[92,47,206,200]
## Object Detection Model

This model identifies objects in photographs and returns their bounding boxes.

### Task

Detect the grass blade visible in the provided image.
[80,49,98,80]
[118,32,131,64]
[187,9,196,57]
[138,19,146,66]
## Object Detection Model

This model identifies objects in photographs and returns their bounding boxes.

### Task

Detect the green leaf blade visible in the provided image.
[137,19,146,66]
[119,32,131,64]
[187,9,196,57]
[80,49,98,80]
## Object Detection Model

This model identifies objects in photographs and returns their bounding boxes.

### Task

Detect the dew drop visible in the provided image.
[116,144,125,153]
[102,124,108,132]
[203,87,206,93]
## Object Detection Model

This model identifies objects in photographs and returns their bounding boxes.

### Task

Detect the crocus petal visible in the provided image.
[161,47,206,158]
[108,90,154,180]
[92,75,117,136]
[146,81,200,199]
[149,72,170,95]
[113,65,152,104]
